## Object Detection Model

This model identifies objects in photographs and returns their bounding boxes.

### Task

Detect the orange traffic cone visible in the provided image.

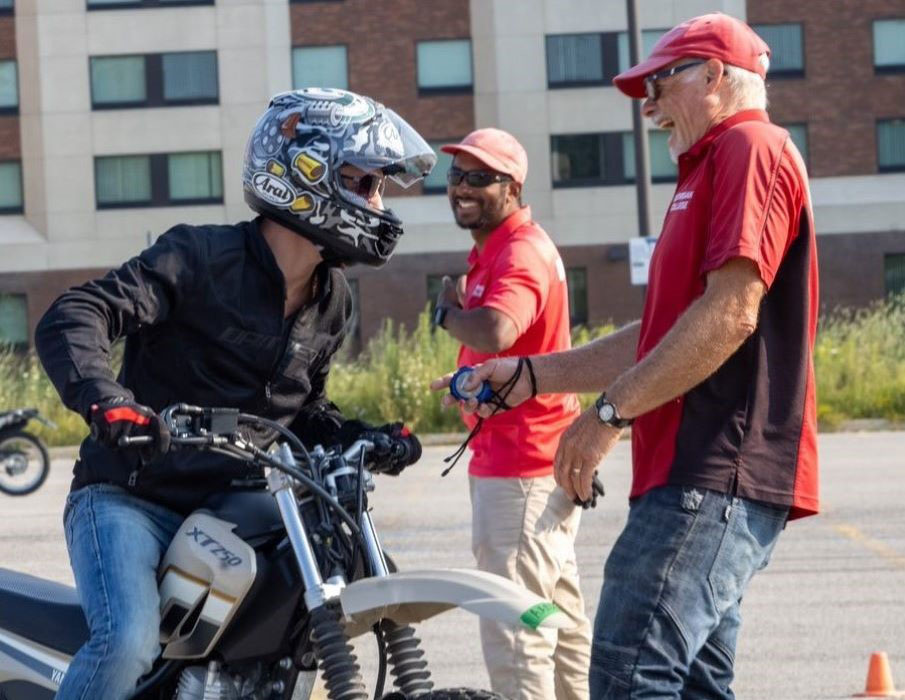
[856,652,905,697]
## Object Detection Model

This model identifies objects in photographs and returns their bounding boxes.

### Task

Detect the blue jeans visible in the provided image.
[589,485,788,700]
[57,484,184,700]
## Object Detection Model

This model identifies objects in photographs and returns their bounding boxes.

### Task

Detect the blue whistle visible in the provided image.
[449,366,494,403]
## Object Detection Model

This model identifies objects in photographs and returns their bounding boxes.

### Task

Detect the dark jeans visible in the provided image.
[589,485,788,700]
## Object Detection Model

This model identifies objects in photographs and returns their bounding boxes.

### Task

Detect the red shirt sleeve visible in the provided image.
[480,239,550,336]
[702,124,803,288]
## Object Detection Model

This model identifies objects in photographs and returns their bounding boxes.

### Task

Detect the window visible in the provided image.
[416,40,472,94]
[877,119,905,172]
[616,29,668,73]
[546,34,605,87]
[566,268,588,327]
[0,294,27,348]
[552,131,676,187]
[874,20,905,72]
[162,52,218,102]
[0,0,13,15]
[621,130,677,182]
[885,254,905,298]
[87,0,214,9]
[0,60,18,112]
[783,123,809,164]
[751,23,804,76]
[90,51,218,108]
[167,152,222,202]
[423,141,455,194]
[95,151,223,208]
[292,45,348,90]
[0,161,23,213]
[551,134,605,186]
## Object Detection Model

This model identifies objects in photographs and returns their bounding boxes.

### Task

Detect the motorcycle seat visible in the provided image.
[0,568,89,656]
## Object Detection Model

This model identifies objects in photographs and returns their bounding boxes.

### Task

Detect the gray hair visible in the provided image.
[722,55,770,111]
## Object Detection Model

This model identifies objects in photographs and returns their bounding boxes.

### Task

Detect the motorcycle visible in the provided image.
[0,408,55,496]
[0,404,573,699]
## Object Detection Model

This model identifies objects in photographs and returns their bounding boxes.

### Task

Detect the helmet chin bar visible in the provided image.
[246,192,403,269]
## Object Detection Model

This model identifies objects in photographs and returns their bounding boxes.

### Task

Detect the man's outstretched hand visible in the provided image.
[430,357,534,417]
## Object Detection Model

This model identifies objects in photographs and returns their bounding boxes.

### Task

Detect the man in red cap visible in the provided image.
[433,127,592,700]
[434,13,819,699]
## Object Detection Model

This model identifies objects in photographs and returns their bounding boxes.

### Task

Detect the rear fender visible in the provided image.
[339,568,574,638]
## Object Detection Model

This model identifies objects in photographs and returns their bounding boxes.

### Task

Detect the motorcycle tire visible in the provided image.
[0,431,51,496]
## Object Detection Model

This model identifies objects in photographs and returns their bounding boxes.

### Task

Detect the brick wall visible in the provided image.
[289,0,474,196]
[748,0,905,177]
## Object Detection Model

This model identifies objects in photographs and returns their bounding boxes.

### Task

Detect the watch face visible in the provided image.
[598,402,616,423]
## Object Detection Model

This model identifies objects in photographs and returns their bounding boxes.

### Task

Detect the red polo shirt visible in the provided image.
[458,207,580,478]
[633,110,820,519]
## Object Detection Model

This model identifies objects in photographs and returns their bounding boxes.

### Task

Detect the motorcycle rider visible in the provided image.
[34,88,435,700]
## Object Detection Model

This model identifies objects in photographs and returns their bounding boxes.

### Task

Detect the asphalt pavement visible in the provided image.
[2,432,903,699]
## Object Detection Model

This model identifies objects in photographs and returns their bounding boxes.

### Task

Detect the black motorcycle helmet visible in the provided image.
[243,88,436,267]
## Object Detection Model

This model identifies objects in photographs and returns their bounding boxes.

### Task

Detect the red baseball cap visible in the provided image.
[613,13,771,99]
[441,128,528,184]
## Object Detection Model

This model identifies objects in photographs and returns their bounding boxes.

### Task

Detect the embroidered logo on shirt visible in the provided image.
[669,190,694,212]
[471,284,485,297]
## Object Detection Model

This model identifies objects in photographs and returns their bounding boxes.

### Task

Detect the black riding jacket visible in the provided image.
[35,218,354,514]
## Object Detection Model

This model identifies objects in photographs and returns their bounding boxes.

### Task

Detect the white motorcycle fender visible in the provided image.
[339,568,575,638]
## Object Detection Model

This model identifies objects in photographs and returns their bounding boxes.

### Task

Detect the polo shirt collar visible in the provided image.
[467,206,532,267]
[680,109,770,164]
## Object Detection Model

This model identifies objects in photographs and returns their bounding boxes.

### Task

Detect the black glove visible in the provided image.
[89,398,171,458]
[338,420,422,475]
[574,472,605,509]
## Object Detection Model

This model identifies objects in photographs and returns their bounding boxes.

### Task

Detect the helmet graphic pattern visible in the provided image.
[242,88,434,266]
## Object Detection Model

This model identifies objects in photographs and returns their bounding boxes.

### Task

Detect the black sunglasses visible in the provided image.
[644,60,705,101]
[446,167,513,188]
[339,171,386,199]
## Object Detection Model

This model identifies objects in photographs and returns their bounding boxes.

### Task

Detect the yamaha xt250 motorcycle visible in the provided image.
[0,404,572,699]
[0,408,55,496]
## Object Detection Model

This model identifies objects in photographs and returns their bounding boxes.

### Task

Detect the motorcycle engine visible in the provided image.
[174,662,240,700]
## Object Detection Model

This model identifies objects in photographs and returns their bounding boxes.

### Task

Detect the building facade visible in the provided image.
[0,0,903,349]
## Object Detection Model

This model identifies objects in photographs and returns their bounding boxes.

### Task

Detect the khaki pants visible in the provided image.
[470,475,591,700]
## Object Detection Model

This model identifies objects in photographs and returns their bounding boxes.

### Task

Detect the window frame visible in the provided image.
[750,22,805,79]
[545,32,608,89]
[291,44,349,91]
[0,159,23,214]
[89,51,219,109]
[876,118,905,173]
[0,59,19,115]
[94,151,224,209]
[415,38,474,96]
[884,253,905,298]
[87,0,214,10]
[873,18,905,74]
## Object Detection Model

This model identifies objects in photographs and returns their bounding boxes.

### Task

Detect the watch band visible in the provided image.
[433,305,450,329]
[595,393,633,429]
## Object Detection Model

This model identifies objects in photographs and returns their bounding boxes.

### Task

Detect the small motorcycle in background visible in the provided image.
[0,408,55,496]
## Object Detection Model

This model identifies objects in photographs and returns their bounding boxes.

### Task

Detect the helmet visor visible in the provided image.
[339,108,437,189]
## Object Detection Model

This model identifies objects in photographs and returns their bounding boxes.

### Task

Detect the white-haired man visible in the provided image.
[434,13,819,699]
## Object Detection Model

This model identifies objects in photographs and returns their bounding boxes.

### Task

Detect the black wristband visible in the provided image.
[433,305,450,329]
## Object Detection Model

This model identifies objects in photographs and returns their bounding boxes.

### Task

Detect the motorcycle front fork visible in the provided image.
[267,444,433,699]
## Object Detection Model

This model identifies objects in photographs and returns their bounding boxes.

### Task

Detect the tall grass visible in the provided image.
[2,298,903,446]
[814,294,905,427]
